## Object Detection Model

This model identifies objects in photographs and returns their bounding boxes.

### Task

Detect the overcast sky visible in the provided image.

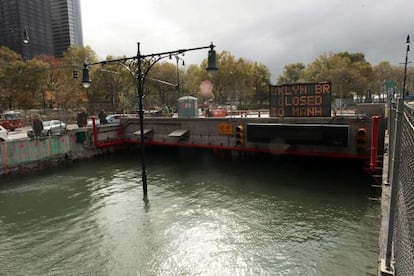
[81,0,413,81]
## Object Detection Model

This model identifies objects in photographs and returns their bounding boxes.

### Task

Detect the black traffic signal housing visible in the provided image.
[73,68,79,79]
[235,125,245,145]
[356,127,367,153]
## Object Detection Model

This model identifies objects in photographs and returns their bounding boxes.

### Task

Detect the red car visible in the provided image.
[0,111,24,131]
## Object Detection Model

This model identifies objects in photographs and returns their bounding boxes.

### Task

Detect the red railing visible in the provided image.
[370,115,382,172]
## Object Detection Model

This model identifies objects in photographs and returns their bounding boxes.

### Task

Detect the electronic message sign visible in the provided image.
[269,82,332,117]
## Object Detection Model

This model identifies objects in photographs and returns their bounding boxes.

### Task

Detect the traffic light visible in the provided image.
[73,68,78,79]
[235,125,245,145]
[356,127,367,153]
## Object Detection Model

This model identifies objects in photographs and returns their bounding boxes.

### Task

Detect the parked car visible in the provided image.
[105,114,136,124]
[43,120,66,135]
[87,118,100,127]
[0,111,24,131]
[27,120,66,138]
[0,125,8,141]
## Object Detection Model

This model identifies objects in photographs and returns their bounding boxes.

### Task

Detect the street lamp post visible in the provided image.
[100,69,120,114]
[175,55,185,97]
[82,42,218,199]
[230,71,238,107]
[402,35,410,97]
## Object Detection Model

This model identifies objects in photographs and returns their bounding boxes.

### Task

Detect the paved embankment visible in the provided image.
[378,131,391,275]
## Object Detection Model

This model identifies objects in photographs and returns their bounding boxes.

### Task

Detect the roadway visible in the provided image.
[7,124,79,141]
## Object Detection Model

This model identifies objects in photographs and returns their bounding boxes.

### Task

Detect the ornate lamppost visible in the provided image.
[82,42,218,199]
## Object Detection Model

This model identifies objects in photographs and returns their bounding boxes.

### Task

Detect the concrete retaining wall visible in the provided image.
[0,127,121,176]
[1,114,385,176]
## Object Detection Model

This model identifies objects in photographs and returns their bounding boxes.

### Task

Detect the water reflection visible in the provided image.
[0,149,379,275]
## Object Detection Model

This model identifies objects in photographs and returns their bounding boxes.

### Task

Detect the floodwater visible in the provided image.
[0,149,379,275]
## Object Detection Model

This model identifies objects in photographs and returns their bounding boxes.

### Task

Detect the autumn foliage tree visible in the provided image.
[0,45,99,117]
[276,52,414,102]
[197,51,271,109]
[62,45,99,113]
[2,42,412,117]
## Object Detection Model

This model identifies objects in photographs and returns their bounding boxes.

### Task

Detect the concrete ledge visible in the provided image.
[379,259,394,276]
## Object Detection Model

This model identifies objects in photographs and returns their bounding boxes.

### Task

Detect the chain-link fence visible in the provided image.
[383,99,414,275]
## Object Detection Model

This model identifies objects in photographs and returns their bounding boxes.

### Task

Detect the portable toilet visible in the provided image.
[177,96,198,118]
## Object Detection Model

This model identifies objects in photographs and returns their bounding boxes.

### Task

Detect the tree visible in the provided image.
[33,55,65,111]
[62,45,99,113]
[371,61,398,101]
[406,66,414,95]
[196,51,271,109]
[252,63,271,109]
[146,62,180,108]
[302,52,373,99]
[277,63,306,84]
[0,46,23,74]
[182,64,204,98]
[83,62,124,113]
[17,59,49,110]
[0,46,24,110]
[1,58,49,112]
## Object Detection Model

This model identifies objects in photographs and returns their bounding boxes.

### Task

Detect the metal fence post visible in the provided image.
[387,100,396,185]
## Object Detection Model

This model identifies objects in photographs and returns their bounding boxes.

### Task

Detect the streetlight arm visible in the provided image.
[140,44,214,58]
[84,43,216,69]
[0,64,80,81]
[146,77,178,88]
[100,68,121,75]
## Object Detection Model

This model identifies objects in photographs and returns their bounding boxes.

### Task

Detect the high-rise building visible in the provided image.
[0,0,83,59]
[0,0,54,59]
[50,0,83,57]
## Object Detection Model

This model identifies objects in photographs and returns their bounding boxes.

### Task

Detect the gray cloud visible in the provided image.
[82,0,414,81]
